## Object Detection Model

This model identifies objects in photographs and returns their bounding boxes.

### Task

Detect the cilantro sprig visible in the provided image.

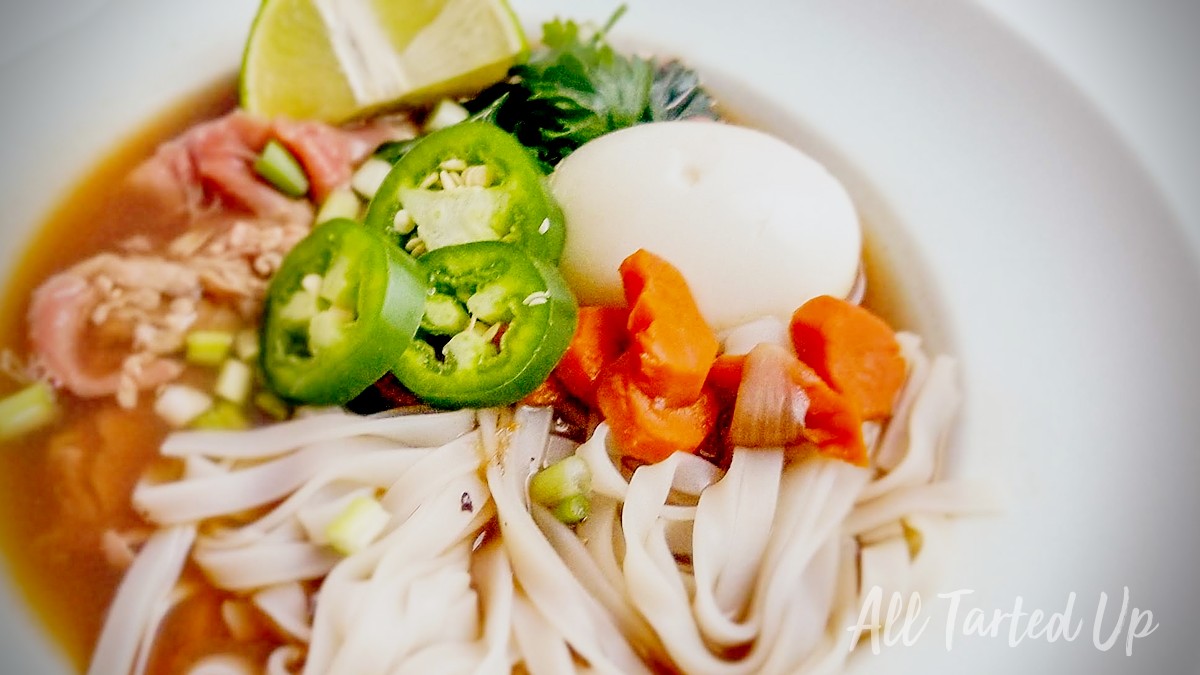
[470,7,718,169]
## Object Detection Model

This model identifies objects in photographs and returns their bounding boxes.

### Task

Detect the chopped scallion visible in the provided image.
[254,390,291,421]
[234,329,260,362]
[214,359,253,406]
[350,159,394,201]
[326,495,390,555]
[0,381,59,441]
[316,187,363,224]
[186,331,235,367]
[254,140,310,198]
[154,384,213,428]
[189,401,250,430]
[529,455,591,508]
[423,98,470,133]
[551,494,591,525]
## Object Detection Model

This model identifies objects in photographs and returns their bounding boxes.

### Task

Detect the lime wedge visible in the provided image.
[240,0,528,122]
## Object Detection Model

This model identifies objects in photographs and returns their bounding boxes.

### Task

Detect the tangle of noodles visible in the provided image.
[94,331,999,675]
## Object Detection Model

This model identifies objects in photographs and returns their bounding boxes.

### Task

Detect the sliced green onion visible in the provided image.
[551,494,590,525]
[0,381,59,441]
[186,331,235,367]
[254,390,291,421]
[254,140,310,198]
[529,455,592,508]
[154,384,213,428]
[350,158,394,200]
[316,187,362,224]
[423,99,469,133]
[234,329,260,362]
[189,401,250,431]
[214,359,253,406]
[326,495,390,555]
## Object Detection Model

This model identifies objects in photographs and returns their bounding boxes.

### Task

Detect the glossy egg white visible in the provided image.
[550,120,862,330]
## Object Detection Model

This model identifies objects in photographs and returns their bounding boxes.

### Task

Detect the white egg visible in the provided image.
[550,121,862,331]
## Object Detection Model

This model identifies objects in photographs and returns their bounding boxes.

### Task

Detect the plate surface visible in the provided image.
[0,1,1197,673]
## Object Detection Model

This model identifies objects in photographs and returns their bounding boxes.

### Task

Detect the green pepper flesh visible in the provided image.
[261,219,428,405]
[394,241,578,408]
[365,122,566,262]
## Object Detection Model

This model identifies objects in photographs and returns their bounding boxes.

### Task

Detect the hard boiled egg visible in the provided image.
[550,121,861,331]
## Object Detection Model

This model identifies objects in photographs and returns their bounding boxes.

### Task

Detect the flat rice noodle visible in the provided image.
[322,536,482,673]
[532,502,663,656]
[252,582,312,643]
[756,536,842,674]
[622,455,739,673]
[365,550,478,674]
[860,333,937,493]
[857,536,912,626]
[720,316,789,356]
[219,598,257,642]
[577,423,706,518]
[897,514,956,595]
[856,519,905,547]
[574,445,864,674]
[846,480,1002,537]
[778,538,861,675]
[161,408,475,460]
[690,447,784,648]
[295,485,377,546]
[577,497,629,602]
[196,540,341,591]
[484,407,651,675]
[207,445,435,549]
[390,642,488,675]
[745,460,867,637]
[469,538,518,675]
[185,654,255,675]
[511,591,577,675]
[379,432,485,516]
[87,525,196,675]
[135,441,374,525]
[266,647,303,675]
[304,469,492,674]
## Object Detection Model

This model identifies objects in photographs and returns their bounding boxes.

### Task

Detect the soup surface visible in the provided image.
[0,81,250,671]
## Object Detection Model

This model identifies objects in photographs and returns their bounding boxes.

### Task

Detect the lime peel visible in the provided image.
[241,0,528,122]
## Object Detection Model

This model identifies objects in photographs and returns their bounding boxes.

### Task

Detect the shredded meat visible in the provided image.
[273,117,404,201]
[29,261,193,405]
[27,109,417,407]
[127,110,414,226]
[27,225,306,406]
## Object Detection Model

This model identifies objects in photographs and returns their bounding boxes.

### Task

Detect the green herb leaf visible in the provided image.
[468,7,716,169]
[649,60,719,122]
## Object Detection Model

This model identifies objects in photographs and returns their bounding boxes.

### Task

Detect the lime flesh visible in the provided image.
[240,0,527,122]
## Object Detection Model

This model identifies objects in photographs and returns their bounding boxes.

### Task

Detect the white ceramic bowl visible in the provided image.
[1,1,1197,672]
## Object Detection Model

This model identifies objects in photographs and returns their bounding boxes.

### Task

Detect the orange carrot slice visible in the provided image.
[619,249,719,406]
[790,295,905,420]
[596,354,720,464]
[555,306,629,407]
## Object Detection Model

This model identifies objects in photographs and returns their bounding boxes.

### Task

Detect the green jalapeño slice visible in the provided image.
[261,219,428,405]
[365,122,566,262]
[394,241,578,408]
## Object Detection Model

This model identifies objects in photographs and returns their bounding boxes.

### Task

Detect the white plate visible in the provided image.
[1,1,1197,672]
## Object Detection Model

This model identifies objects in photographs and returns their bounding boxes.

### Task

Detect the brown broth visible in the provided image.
[0,78,914,673]
[0,78,238,671]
